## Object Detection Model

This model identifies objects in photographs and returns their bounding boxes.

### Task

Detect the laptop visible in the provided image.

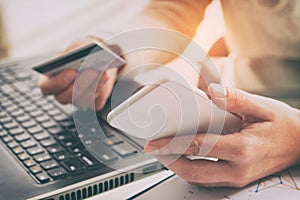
[0,57,162,200]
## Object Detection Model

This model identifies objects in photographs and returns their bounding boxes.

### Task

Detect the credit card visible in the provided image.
[33,42,126,76]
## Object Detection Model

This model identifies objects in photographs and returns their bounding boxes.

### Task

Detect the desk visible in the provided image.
[88,167,300,200]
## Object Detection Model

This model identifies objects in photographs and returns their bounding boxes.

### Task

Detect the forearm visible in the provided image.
[105,0,212,77]
[137,0,211,36]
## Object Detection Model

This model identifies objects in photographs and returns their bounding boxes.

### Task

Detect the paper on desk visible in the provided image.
[135,167,300,200]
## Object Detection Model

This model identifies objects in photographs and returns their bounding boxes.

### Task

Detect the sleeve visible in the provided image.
[142,0,212,37]
[100,0,212,78]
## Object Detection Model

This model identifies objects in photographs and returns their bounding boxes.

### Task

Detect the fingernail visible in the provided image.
[63,71,76,83]
[209,83,226,98]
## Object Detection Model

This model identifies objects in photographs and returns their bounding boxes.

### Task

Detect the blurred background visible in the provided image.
[0,0,225,60]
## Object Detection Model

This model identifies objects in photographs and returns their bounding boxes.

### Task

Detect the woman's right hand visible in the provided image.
[39,38,121,111]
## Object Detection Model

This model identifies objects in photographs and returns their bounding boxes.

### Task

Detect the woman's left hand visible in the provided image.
[144,84,300,188]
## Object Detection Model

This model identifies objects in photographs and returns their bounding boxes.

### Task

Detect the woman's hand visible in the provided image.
[144,83,300,188]
[39,37,121,111]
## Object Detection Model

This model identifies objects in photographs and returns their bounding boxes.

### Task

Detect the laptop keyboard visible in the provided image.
[0,64,139,184]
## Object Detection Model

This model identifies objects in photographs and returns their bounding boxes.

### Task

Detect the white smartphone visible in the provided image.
[107,81,242,140]
[33,42,126,76]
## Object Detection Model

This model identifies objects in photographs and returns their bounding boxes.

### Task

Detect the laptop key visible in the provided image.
[27,125,43,134]
[89,144,119,162]
[35,99,49,107]
[47,144,64,154]
[13,82,30,91]
[41,104,54,111]
[29,110,43,117]
[40,160,59,170]
[99,122,116,138]
[82,137,97,146]
[112,142,138,157]
[40,138,56,147]
[12,95,26,103]
[0,116,12,124]
[14,133,31,142]
[53,151,71,161]
[61,140,74,148]
[22,80,37,90]
[16,115,30,123]
[8,127,24,136]
[47,108,61,117]
[23,159,35,167]
[35,172,51,183]
[41,120,57,129]
[2,72,15,82]
[47,126,63,135]
[7,141,18,149]
[81,151,101,167]
[48,167,68,179]
[54,132,70,141]
[29,165,42,174]
[2,135,13,143]
[1,101,13,109]
[9,92,22,99]
[12,146,24,154]
[24,105,37,113]
[0,85,14,94]
[6,105,19,113]
[31,95,44,103]
[27,146,44,156]
[3,121,18,129]
[22,120,36,128]
[18,101,31,109]
[0,111,7,118]
[104,135,123,146]
[59,119,74,128]
[53,114,69,122]
[0,129,8,137]
[21,139,37,148]
[62,157,86,172]
[68,142,85,154]
[34,153,51,162]
[35,115,50,123]
[10,109,24,117]
[33,132,50,141]
[18,152,29,161]
[68,146,84,154]
[15,70,31,80]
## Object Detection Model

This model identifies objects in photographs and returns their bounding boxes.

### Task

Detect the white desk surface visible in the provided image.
[87,167,300,200]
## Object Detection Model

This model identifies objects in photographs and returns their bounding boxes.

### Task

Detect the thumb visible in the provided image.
[208,83,274,121]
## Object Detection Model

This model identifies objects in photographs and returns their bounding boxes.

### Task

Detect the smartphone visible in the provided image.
[107,81,242,140]
[33,42,126,76]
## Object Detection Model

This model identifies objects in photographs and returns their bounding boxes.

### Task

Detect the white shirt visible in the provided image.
[221,0,300,94]
[222,0,300,58]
